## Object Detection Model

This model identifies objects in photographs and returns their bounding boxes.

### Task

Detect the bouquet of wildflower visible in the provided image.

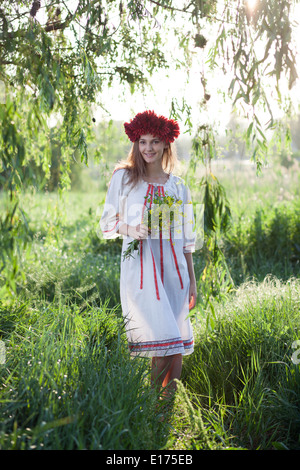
[123,191,183,261]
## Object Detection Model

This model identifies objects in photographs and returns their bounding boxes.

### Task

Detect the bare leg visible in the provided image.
[151,353,183,397]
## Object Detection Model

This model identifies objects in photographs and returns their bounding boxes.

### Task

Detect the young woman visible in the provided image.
[100,110,196,398]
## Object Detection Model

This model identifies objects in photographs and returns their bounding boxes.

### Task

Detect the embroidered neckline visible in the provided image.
[142,173,172,186]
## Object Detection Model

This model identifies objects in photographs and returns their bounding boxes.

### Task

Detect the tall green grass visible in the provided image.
[0,161,300,450]
[1,277,300,449]
[223,199,300,284]
[0,298,169,450]
[180,276,300,450]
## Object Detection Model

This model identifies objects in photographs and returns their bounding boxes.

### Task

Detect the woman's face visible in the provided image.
[138,134,167,166]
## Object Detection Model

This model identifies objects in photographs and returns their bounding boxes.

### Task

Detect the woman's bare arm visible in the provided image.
[184,252,197,310]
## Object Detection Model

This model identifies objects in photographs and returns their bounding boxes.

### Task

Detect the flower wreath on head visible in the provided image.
[124,110,180,143]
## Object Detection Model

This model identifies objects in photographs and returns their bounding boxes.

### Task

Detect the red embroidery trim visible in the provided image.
[183,244,195,250]
[169,228,183,289]
[140,240,143,289]
[158,185,164,285]
[150,245,160,300]
[161,186,183,289]
[149,185,160,300]
[130,339,182,350]
[183,339,194,348]
[103,219,119,233]
[140,183,184,299]
[129,337,194,351]
[140,184,152,290]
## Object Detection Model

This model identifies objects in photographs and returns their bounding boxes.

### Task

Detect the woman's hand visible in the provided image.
[127,224,150,240]
[184,252,197,310]
[188,281,197,310]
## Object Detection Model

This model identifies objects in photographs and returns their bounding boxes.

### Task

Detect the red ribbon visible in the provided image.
[139,183,183,300]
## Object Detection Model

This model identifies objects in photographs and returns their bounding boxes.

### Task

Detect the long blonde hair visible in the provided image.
[115,141,178,187]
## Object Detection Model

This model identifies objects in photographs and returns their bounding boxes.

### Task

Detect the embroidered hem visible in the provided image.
[128,337,194,357]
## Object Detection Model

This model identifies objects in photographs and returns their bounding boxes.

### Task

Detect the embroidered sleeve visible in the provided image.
[100,169,126,239]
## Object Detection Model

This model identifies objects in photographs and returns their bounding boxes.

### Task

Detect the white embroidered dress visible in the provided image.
[100,168,196,357]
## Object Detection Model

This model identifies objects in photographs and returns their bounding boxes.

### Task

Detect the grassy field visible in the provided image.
[0,159,300,450]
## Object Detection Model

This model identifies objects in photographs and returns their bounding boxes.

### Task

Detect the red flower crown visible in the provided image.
[124,110,180,143]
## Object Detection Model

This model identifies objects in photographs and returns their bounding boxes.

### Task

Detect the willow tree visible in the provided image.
[0,0,298,298]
